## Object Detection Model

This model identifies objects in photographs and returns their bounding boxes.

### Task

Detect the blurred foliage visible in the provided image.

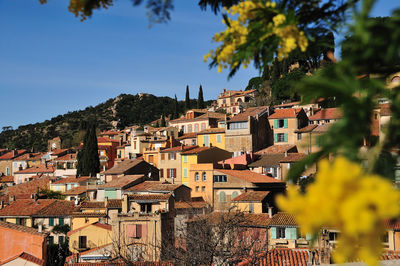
[39,188,66,200]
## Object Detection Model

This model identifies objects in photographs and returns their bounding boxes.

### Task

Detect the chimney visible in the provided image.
[223,88,226,93]
[38,223,43,233]
[268,207,273,218]
[9,195,15,202]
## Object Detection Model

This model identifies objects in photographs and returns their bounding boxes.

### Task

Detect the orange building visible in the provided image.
[0,221,48,264]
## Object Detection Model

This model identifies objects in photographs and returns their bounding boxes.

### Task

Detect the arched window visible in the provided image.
[202,172,207,181]
[194,124,199,132]
[195,172,199,181]
[232,191,239,200]
[188,124,192,133]
[220,191,226,202]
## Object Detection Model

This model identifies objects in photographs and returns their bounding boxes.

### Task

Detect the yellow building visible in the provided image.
[231,191,272,214]
[67,222,113,253]
[196,128,226,150]
[188,163,214,204]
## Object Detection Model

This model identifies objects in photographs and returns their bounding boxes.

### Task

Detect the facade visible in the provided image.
[96,175,152,201]
[268,108,309,145]
[308,107,342,125]
[50,176,93,193]
[13,165,55,185]
[97,137,120,170]
[216,89,258,114]
[67,222,113,254]
[196,128,226,150]
[169,109,225,134]
[101,159,159,183]
[11,153,43,176]
[225,106,272,156]
[53,153,77,177]
[0,150,27,177]
[231,191,274,214]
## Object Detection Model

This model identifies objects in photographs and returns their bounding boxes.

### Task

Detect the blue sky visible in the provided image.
[0,0,398,130]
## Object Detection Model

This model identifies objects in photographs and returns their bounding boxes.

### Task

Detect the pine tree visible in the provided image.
[77,123,100,177]
[184,85,191,111]
[197,85,205,109]
[173,94,179,119]
[161,115,166,127]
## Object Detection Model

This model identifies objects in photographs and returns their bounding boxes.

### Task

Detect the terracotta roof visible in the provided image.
[70,212,106,217]
[128,193,172,201]
[14,165,54,174]
[0,176,51,200]
[268,212,297,226]
[273,101,301,108]
[279,153,307,163]
[380,103,391,116]
[53,153,77,161]
[107,199,123,208]
[241,213,271,227]
[0,150,27,160]
[34,200,77,217]
[1,252,45,266]
[52,176,91,184]
[65,244,113,263]
[98,175,143,189]
[248,154,285,167]
[384,219,400,230]
[181,146,211,155]
[0,220,49,236]
[312,124,332,133]
[238,248,310,266]
[255,144,297,155]
[169,112,225,123]
[188,211,269,227]
[268,108,303,119]
[295,124,318,133]
[80,201,105,209]
[232,191,270,202]
[101,130,120,136]
[0,175,14,183]
[97,137,119,143]
[219,153,258,166]
[0,199,56,217]
[196,128,225,135]
[125,181,183,192]
[175,201,208,209]
[63,186,88,196]
[309,107,342,120]
[13,152,43,161]
[67,222,112,237]
[218,89,257,99]
[161,145,197,153]
[102,159,144,175]
[176,133,197,140]
[229,106,269,122]
[216,169,285,184]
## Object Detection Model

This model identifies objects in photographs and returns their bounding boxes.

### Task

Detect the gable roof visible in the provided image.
[0,150,27,160]
[98,175,144,189]
[232,191,270,202]
[80,201,105,209]
[1,252,45,266]
[255,144,297,155]
[229,106,269,122]
[309,107,342,120]
[0,176,14,183]
[67,222,112,237]
[238,248,310,266]
[13,152,44,161]
[128,193,172,201]
[279,153,307,163]
[0,220,49,237]
[268,212,297,227]
[0,176,51,201]
[53,153,77,161]
[33,200,77,217]
[107,199,123,209]
[125,181,184,192]
[52,176,91,185]
[268,108,303,119]
[196,128,225,135]
[295,124,318,133]
[63,186,88,196]
[219,153,258,166]
[216,169,284,184]
[0,199,56,217]
[181,146,211,155]
[102,159,144,175]
[14,165,54,174]
[161,145,197,153]
[249,154,285,168]
[176,133,197,140]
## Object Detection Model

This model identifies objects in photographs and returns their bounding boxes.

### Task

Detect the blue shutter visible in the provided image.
[292,228,298,239]
[284,133,288,142]
[274,134,278,143]
[284,119,288,128]
[285,228,291,239]
[271,227,277,239]
[274,120,278,128]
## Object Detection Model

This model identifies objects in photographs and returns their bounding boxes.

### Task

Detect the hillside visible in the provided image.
[0,93,210,152]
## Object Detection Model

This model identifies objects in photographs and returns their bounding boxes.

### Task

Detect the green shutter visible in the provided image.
[284,133,288,142]
[274,120,278,128]
[285,228,291,240]
[292,228,298,239]
[59,218,64,226]
[306,233,312,240]
[183,168,188,177]
[284,119,288,128]
[104,189,117,199]
[49,218,54,226]
[271,227,277,239]
[274,133,278,143]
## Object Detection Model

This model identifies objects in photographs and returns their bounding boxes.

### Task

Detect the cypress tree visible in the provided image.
[173,94,179,119]
[77,123,100,177]
[184,85,191,111]
[197,85,205,109]
[161,115,166,127]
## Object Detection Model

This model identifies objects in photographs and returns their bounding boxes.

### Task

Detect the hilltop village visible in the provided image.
[0,85,396,265]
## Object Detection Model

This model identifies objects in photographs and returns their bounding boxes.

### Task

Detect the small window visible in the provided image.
[277,133,286,142]
[277,227,285,239]
[219,191,226,202]
[297,133,302,140]
[183,155,188,163]
[188,125,192,133]
[278,119,285,128]
[213,175,227,182]
[195,172,199,181]
[49,236,54,245]
[202,172,207,181]
[79,236,87,249]
[59,218,64,226]
[232,191,239,200]
[183,168,188,178]
[217,134,222,143]
[201,186,205,192]
[58,235,65,244]
[140,203,152,213]
[195,124,199,132]
[195,186,199,192]
[170,153,176,160]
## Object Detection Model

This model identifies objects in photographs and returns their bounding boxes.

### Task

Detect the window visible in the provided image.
[195,172,199,181]
[160,169,164,178]
[195,124,199,132]
[183,155,188,163]
[329,232,339,242]
[6,167,9,176]
[79,236,87,249]
[228,122,248,130]
[49,236,54,245]
[202,172,207,181]
[16,218,26,226]
[183,168,188,177]
[170,153,176,160]
[58,236,65,244]
[203,135,210,147]
[134,141,137,149]
[297,133,302,140]
[249,203,254,213]
[148,155,154,164]
[201,186,205,192]
[59,218,64,226]
[219,191,226,202]
[217,134,222,143]
[168,168,176,178]
[213,175,227,182]
[140,203,152,213]
[188,125,192,133]
[201,123,206,131]
[195,186,199,192]
[232,191,239,200]
[127,224,145,238]
[325,119,330,123]
[275,133,287,142]
[277,227,285,239]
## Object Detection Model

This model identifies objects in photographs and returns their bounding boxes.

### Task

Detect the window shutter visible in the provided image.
[160,169,164,178]
[161,154,165,160]
[271,227,277,239]
[274,133,278,143]
[168,153,170,160]
[284,119,288,128]
[136,224,142,238]
[284,133,288,142]
[274,120,278,128]
[167,169,170,178]
[306,233,312,240]
[292,228,297,239]
[285,228,291,240]
[173,169,176,178]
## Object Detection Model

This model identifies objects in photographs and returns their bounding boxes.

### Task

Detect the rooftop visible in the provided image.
[125,181,183,192]
[229,106,269,122]
[63,186,88,196]
[255,144,298,155]
[128,193,172,201]
[279,153,307,163]
[268,108,303,119]
[52,176,91,184]
[308,107,342,120]
[0,176,51,200]
[98,175,144,189]
[232,191,270,202]
[107,199,123,209]
[34,200,78,217]
[102,159,144,175]
[219,153,258,166]
[181,146,211,155]
[295,124,318,133]
[161,145,197,153]
[248,153,285,168]
[268,212,297,226]
[14,165,54,174]
[216,169,284,184]
[196,128,225,135]
[80,201,105,209]
[176,133,198,140]
[0,220,48,237]
[1,252,45,266]
[0,150,27,160]
[0,199,56,217]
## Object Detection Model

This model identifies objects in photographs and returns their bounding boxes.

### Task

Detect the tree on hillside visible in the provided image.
[197,85,205,109]
[161,114,166,127]
[77,123,100,177]
[173,94,179,119]
[184,85,191,111]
